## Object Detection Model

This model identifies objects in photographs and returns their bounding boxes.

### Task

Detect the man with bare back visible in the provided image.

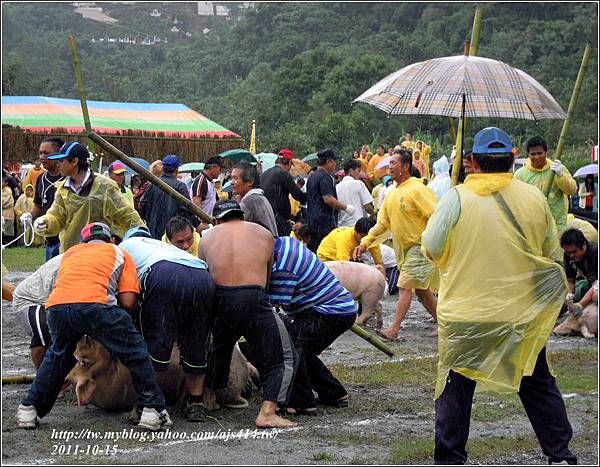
[199,200,298,429]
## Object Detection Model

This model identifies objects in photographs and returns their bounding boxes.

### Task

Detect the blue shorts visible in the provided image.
[139,261,215,375]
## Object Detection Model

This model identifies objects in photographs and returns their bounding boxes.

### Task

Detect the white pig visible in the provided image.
[324,260,387,329]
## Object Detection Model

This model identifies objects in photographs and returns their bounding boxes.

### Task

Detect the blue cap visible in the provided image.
[472,127,513,155]
[162,154,181,170]
[48,142,90,160]
[123,225,152,241]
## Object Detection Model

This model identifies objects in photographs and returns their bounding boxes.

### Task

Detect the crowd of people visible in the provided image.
[2,126,597,465]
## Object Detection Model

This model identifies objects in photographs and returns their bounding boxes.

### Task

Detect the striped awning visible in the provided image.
[1,96,241,138]
[354,55,566,121]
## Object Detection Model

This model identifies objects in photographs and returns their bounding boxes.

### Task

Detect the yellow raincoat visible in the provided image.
[14,187,43,246]
[317,226,383,265]
[415,141,431,179]
[42,175,144,253]
[513,158,577,233]
[566,213,598,244]
[360,177,438,286]
[421,173,566,399]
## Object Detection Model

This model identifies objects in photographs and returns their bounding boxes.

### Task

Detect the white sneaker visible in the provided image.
[16,404,39,429]
[138,408,173,431]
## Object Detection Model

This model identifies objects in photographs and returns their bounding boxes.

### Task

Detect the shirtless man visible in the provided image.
[199,200,298,429]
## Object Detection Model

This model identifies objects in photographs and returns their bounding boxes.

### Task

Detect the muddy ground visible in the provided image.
[2,270,598,465]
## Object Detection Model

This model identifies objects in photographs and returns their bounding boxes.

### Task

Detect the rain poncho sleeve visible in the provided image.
[513,159,577,232]
[422,173,567,399]
[44,175,144,253]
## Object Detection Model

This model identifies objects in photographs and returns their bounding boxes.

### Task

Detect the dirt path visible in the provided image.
[2,271,597,465]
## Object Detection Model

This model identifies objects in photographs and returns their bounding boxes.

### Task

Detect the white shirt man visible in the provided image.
[336,159,374,227]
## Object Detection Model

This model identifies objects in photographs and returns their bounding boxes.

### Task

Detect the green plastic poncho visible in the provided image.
[513,158,577,233]
[42,174,145,253]
[422,173,567,399]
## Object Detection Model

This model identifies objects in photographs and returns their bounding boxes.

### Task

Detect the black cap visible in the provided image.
[213,199,244,220]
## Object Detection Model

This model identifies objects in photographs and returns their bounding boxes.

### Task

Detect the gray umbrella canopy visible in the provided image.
[354,55,566,121]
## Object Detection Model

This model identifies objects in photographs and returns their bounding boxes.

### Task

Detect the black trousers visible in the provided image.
[434,348,577,465]
[206,286,298,405]
[281,308,355,409]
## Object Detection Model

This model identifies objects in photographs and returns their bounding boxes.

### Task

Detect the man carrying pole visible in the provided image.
[514,136,577,234]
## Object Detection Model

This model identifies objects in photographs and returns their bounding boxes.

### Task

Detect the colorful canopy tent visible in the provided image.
[1,96,243,164]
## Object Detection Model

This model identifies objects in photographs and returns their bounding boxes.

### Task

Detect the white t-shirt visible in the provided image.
[12,254,64,312]
[336,176,373,227]
[362,244,397,269]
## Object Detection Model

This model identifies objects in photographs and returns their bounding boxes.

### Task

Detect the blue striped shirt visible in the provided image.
[268,237,357,316]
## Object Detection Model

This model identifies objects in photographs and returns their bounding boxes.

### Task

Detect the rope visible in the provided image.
[1,215,35,249]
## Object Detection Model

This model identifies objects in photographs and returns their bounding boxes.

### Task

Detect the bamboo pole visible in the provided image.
[91,130,394,356]
[2,375,35,384]
[447,117,457,145]
[351,324,395,357]
[68,36,97,169]
[88,132,214,224]
[543,45,592,197]
[451,6,484,186]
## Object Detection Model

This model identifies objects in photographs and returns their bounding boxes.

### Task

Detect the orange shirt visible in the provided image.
[46,242,139,308]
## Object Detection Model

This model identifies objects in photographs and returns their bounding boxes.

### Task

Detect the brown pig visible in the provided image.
[324,260,387,329]
[553,283,598,339]
[67,336,255,411]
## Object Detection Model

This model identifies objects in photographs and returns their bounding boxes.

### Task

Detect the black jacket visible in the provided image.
[260,165,306,234]
[138,174,199,239]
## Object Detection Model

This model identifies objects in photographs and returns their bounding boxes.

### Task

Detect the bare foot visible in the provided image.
[376,327,398,341]
[427,328,438,337]
[255,413,298,428]
[203,390,221,411]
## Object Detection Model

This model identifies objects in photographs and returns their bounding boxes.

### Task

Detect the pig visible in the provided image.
[324,260,387,329]
[553,283,598,339]
[67,336,256,412]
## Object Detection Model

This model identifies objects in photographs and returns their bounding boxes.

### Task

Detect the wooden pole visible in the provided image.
[543,45,592,197]
[2,375,35,384]
[351,324,395,357]
[68,36,97,169]
[88,132,214,224]
[451,5,484,186]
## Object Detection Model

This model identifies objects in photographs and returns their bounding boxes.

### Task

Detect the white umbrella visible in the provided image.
[573,163,599,178]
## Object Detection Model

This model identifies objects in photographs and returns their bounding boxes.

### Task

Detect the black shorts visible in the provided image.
[28,305,51,349]
[139,261,215,375]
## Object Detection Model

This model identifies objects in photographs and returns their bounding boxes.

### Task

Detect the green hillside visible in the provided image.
[2,2,598,164]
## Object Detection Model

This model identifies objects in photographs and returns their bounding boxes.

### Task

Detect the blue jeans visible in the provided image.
[22,303,165,418]
[45,242,60,261]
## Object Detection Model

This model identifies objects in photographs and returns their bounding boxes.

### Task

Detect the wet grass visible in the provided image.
[332,347,597,394]
[550,347,598,393]
[312,451,335,461]
[2,246,44,272]
[331,357,437,388]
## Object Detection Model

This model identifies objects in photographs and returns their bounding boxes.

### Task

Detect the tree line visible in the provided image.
[2,2,598,166]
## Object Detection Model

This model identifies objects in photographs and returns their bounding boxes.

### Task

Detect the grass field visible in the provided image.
[2,246,45,272]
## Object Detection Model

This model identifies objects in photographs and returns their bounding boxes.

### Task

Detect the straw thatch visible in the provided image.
[2,125,244,164]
